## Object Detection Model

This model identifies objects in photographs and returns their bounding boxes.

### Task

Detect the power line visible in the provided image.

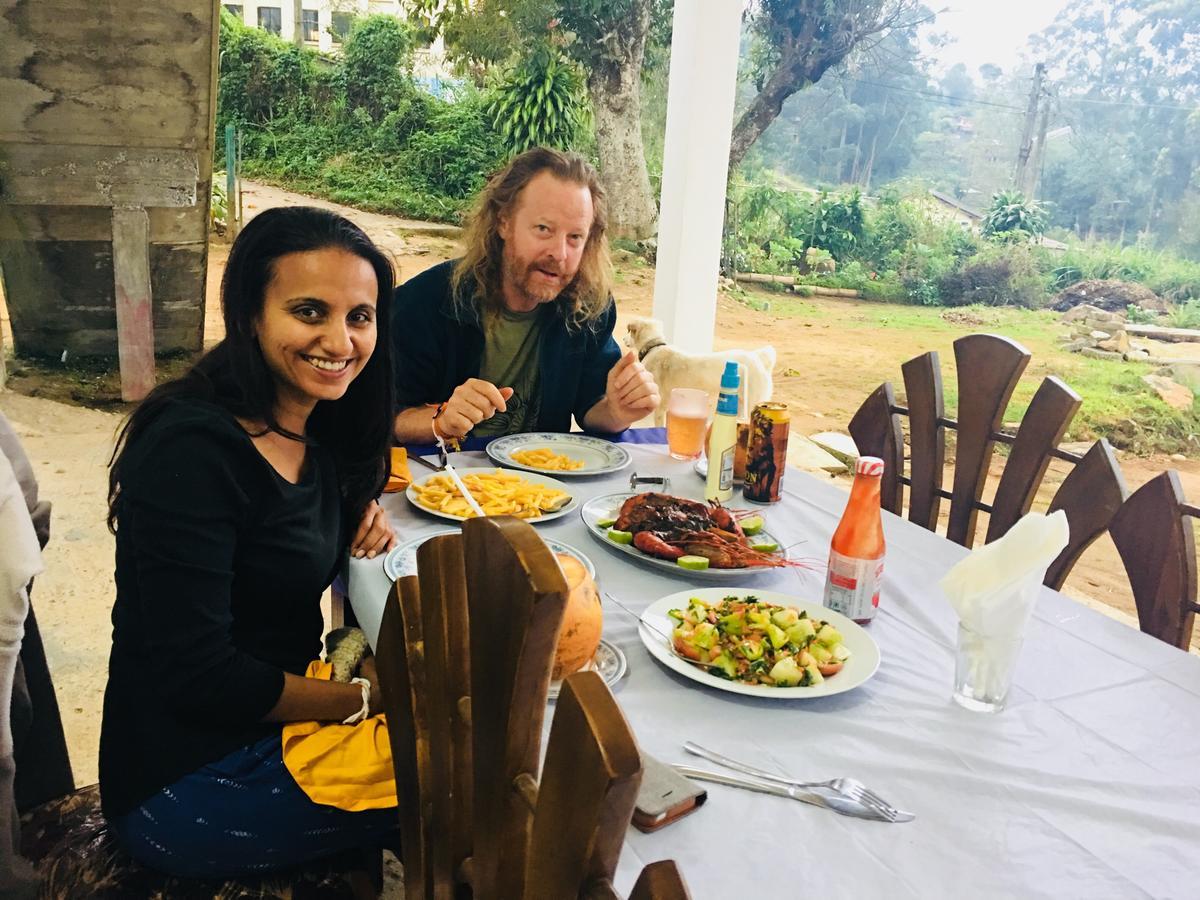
[835,76,1200,115]
[838,77,1026,112]
[1057,94,1200,112]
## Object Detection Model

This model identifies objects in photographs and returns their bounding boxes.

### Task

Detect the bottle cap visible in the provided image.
[720,361,740,390]
[856,456,884,477]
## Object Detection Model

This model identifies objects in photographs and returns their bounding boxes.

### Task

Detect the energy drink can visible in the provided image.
[743,403,790,503]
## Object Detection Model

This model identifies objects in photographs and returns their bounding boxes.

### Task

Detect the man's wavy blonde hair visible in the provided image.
[451,147,613,332]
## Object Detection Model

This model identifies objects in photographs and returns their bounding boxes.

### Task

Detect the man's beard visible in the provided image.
[503,253,570,305]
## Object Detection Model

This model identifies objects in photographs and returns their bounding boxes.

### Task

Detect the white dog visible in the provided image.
[624,316,777,426]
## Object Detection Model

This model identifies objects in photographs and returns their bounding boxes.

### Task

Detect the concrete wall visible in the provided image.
[0,0,219,358]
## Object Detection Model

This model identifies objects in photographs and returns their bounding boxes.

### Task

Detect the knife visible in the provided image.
[409,453,443,472]
[672,765,895,822]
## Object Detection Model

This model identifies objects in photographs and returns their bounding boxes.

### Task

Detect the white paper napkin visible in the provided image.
[940,511,1070,638]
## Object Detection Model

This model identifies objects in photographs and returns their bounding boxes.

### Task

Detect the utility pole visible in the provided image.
[293,0,304,47]
[1024,99,1052,198]
[1013,63,1045,195]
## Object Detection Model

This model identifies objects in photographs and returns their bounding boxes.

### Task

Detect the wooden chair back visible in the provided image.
[1109,471,1200,650]
[849,333,1127,586]
[375,515,691,900]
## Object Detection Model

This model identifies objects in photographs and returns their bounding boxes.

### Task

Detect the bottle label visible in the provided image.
[716,388,738,417]
[717,445,735,492]
[823,550,883,621]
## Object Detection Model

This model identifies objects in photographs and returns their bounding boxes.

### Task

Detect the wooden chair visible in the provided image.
[1110,471,1200,650]
[849,333,1128,586]
[375,515,690,900]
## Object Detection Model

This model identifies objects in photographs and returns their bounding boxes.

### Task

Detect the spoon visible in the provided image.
[602,591,730,673]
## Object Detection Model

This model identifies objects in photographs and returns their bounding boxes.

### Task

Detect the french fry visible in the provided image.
[411,469,571,519]
[511,447,586,471]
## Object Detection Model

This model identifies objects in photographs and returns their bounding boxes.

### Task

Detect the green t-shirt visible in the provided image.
[472,307,544,437]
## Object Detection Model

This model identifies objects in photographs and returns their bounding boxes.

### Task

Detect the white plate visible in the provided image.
[547,640,627,700]
[383,530,595,581]
[486,432,631,477]
[640,588,881,699]
[579,492,788,580]
[406,467,577,524]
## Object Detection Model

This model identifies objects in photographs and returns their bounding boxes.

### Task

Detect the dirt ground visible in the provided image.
[2,179,1196,789]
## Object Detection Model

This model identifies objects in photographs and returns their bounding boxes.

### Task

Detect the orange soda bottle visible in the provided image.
[823,456,885,624]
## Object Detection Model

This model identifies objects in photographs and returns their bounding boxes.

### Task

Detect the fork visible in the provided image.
[683,741,913,822]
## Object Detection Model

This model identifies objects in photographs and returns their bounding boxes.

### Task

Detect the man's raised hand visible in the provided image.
[436,379,515,440]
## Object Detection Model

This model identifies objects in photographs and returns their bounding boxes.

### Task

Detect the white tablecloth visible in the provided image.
[348,444,1200,899]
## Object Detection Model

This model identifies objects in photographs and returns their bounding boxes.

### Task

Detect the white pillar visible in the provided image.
[651,0,743,353]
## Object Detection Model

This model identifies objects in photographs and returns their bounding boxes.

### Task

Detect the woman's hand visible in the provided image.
[351,500,395,560]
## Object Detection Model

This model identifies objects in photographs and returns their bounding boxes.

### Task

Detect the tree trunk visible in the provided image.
[589,71,658,239]
[849,117,866,183]
[586,0,657,240]
[728,44,842,172]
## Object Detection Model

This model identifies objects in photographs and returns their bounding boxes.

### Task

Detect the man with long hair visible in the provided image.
[392,147,659,442]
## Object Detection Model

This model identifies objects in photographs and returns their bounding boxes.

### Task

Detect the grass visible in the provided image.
[761,291,1200,455]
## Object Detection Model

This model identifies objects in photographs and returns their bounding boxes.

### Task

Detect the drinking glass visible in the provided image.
[952,622,1024,713]
[666,388,711,460]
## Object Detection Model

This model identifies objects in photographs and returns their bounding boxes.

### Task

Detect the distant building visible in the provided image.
[222,1,447,79]
[927,190,984,229]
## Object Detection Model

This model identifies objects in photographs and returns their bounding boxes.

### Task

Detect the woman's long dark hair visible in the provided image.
[108,206,395,532]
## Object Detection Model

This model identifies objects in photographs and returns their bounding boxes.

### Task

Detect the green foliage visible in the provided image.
[216,12,503,222]
[937,243,1045,308]
[1125,304,1158,325]
[340,16,416,120]
[1165,300,1200,330]
[486,45,590,155]
[1047,242,1200,302]
[210,177,229,234]
[982,190,1048,238]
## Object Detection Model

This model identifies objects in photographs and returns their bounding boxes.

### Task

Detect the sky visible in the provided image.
[924,0,1074,75]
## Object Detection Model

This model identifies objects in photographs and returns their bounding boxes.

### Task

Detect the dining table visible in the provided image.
[345,431,1200,898]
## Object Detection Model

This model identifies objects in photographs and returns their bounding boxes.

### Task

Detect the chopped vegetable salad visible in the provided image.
[669,595,850,687]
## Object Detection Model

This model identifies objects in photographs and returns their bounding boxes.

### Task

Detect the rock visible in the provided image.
[1171,453,1188,462]
[1061,340,1090,353]
[1081,347,1123,361]
[1142,374,1195,410]
[1154,364,1200,393]
[1059,441,1094,456]
[809,432,859,468]
[1098,330,1131,353]
[1052,279,1168,313]
[1123,349,1151,361]
[1090,329,1112,341]
[787,435,849,474]
[1061,303,1112,323]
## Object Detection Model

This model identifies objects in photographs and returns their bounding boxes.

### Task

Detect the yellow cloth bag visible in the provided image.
[281,660,397,811]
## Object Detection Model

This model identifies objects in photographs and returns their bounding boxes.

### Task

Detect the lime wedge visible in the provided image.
[750,541,780,553]
[607,528,634,545]
[676,555,711,571]
[595,517,617,529]
[741,515,765,536]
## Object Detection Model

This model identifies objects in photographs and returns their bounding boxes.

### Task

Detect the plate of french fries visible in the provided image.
[406,467,578,523]
[486,432,631,476]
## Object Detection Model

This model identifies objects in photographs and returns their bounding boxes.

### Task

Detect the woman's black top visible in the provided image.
[99,399,343,817]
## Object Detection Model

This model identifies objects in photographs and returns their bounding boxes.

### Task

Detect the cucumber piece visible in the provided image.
[740,514,765,536]
[676,555,711,571]
[595,517,617,529]
[607,528,634,545]
[750,541,780,553]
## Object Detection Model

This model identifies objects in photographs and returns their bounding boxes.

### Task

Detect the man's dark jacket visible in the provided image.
[392,260,621,432]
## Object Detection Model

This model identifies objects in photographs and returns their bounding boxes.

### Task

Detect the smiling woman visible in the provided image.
[98,207,403,878]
